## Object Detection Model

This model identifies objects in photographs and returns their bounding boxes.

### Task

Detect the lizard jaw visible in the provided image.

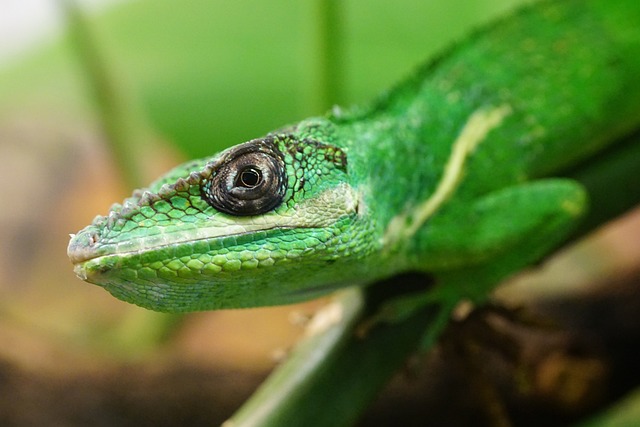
[67,183,360,265]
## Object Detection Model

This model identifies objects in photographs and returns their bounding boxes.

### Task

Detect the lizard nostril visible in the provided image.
[68,227,102,264]
[89,232,99,246]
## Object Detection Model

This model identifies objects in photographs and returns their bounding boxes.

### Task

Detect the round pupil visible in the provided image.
[238,167,261,188]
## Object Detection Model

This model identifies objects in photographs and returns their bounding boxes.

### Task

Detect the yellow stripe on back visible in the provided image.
[383,104,512,248]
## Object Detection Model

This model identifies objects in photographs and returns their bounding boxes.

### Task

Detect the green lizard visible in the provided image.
[68,0,640,339]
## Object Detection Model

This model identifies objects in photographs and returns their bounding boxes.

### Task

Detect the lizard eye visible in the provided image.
[201,141,287,216]
[237,167,262,188]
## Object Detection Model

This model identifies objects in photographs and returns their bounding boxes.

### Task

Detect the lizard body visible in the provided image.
[69,0,640,315]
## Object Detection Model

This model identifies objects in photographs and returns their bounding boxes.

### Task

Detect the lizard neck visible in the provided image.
[329,0,640,267]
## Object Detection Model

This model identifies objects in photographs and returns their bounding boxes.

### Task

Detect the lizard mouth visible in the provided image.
[68,183,360,266]
[68,223,302,288]
[67,223,298,266]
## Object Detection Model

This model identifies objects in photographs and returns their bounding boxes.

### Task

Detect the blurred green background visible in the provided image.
[1,0,640,425]
[0,0,526,159]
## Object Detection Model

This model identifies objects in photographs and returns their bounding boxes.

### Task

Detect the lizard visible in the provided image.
[68,0,640,342]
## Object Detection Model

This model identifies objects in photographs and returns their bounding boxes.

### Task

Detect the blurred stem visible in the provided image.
[577,387,640,427]
[564,130,640,238]
[60,0,146,188]
[316,0,344,111]
[227,276,437,427]
[61,0,183,355]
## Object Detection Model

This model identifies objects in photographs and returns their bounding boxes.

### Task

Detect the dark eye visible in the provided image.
[237,167,262,188]
[201,141,286,216]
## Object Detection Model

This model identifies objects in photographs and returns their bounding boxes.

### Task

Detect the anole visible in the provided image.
[68,0,640,345]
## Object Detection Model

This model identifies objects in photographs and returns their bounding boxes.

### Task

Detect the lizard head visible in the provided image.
[68,121,377,311]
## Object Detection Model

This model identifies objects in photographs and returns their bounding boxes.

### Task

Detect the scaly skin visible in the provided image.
[69,0,640,313]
